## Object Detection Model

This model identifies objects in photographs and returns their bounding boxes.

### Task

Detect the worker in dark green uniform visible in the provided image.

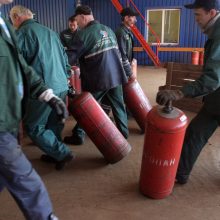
[115,7,138,119]
[60,15,78,65]
[10,5,73,169]
[156,0,220,184]
[63,5,129,145]
[115,7,138,78]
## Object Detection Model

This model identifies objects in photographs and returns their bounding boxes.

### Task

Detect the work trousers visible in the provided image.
[177,107,220,180]
[0,132,53,220]
[23,91,71,161]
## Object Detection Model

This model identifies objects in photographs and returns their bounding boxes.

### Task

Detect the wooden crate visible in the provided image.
[159,62,203,112]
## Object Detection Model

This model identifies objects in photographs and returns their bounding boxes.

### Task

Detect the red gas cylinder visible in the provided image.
[70,66,81,94]
[68,92,132,163]
[139,103,188,199]
[199,51,204,66]
[191,51,199,65]
[123,78,152,132]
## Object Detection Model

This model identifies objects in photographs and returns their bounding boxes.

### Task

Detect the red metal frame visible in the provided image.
[111,0,161,66]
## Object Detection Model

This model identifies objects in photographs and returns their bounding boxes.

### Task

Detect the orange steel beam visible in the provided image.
[134,47,204,52]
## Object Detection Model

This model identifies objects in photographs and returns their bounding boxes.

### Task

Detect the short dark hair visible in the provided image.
[68,15,76,22]
[120,7,139,17]
[73,5,92,17]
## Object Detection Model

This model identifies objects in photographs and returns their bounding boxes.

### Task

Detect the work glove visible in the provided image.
[156,90,184,105]
[38,89,68,122]
[128,73,135,81]
[48,97,68,123]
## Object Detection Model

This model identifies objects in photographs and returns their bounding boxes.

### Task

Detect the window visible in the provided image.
[147,9,180,45]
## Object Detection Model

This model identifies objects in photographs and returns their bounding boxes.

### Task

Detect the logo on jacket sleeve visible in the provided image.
[125,34,130,40]
[100,30,108,38]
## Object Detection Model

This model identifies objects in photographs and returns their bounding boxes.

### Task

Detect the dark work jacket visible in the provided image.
[0,17,48,133]
[70,20,128,92]
[60,28,78,65]
[115,24,133,77]
[181,17,220,114]
[60,28,78,48]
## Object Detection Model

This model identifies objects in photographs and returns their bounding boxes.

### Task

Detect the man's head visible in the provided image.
[120,7,138,28]
[73,5,94,29]
[185,0,220,11]
[185,0,220,30]
[10,5,33,29]
[68,15,78,32]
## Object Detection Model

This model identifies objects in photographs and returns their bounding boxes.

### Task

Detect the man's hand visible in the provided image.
[48,97,68,122]
[128,73,136,81]
[131,58,137,79]
[156,90,184,105]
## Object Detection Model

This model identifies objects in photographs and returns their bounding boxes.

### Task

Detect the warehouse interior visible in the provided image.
[1,67,220,220]
[1,0,220,219]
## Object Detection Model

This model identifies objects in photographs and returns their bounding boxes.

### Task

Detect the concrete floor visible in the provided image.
[1,66,220,220]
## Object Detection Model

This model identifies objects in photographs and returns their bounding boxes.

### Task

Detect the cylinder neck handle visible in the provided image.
[162,101,173,114]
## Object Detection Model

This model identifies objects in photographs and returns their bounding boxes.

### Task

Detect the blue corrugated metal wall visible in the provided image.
[1,0,75,33]
[1,0,207,65]
[82,0,207,65]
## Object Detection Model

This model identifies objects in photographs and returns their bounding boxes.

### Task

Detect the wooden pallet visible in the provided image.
[159,62,203,112]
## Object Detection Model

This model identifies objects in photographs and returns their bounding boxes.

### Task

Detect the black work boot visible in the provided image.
[175,174,189,185]
[40,154,58,163]
[40,153,74,170]
[63,135,84,145]
[55,153,74,170]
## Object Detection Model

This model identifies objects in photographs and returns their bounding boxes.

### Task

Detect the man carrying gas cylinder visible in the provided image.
[156,0,220,184]
[9,5,74,170]
[115,7,138,80]
[63,5,129,145]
